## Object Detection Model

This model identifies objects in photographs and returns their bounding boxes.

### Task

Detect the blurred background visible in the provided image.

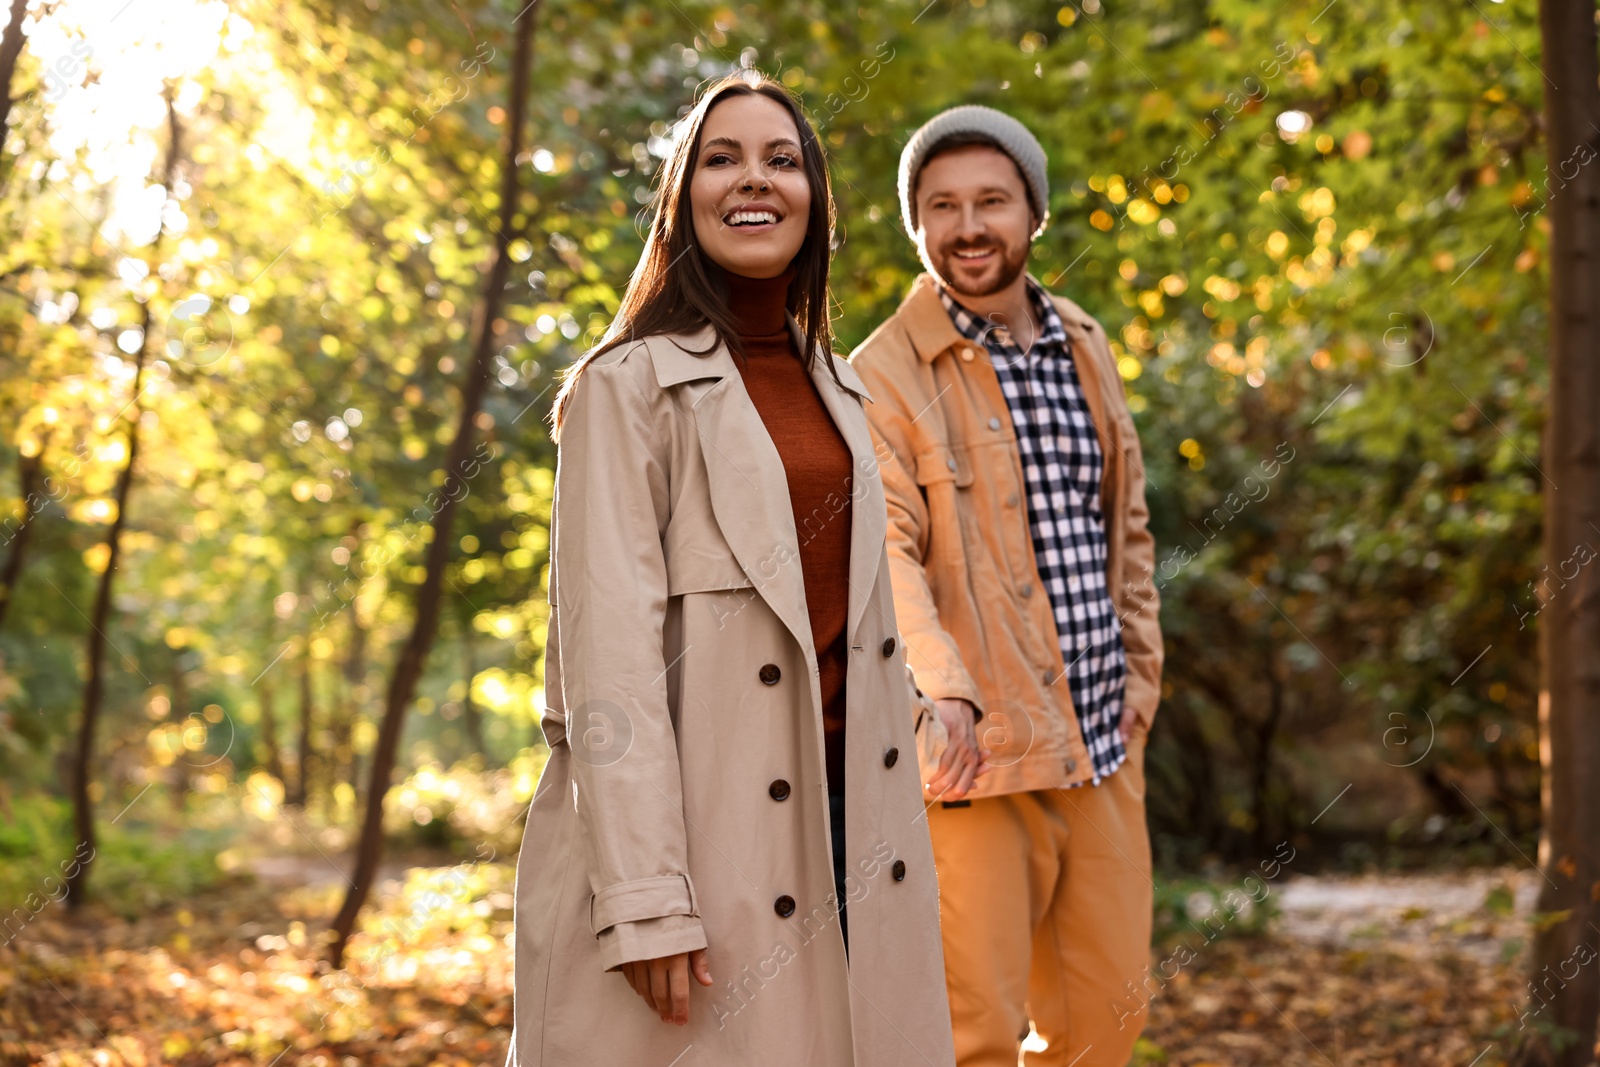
[0,0,1587,1063]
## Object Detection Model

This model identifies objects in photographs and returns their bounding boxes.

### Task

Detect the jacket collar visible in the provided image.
[648,319,874,403]
[898,272,1102,363]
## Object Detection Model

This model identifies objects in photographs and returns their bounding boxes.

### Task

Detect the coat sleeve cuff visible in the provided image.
[591,873,706,971]
[903,630,984,719]
[910,662,985,721]
[597,914,709,972]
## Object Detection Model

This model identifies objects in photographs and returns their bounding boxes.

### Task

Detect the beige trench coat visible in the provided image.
[508,324,956,1067]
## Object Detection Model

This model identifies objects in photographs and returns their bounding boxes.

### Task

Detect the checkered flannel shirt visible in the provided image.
[938,280,1129,784]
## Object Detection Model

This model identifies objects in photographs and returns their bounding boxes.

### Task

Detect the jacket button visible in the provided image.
[769,779,791,801]
[960,346,975,362]
[946,456,957,472]
[884,747,899,768]
[1066,757,1078,773]
[1005,493,1019,508]
[988,416,1001,431]
[892,860,907,881]
[775,895,796,918]
[881,637,896,657]
[1042,669,1054,686]
[759,663,781,685]
[1020,583,1034,598]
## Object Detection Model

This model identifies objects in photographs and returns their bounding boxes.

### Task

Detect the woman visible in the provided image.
[505,72,960,1066]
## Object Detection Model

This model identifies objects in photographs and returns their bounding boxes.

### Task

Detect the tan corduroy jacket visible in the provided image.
[850,273,1163,796]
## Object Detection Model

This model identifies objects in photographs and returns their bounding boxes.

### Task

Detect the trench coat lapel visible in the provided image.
[795,320,886,645]
[649,326,814,661]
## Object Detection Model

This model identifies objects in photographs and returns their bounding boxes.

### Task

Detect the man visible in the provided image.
[850,105,1164,1067]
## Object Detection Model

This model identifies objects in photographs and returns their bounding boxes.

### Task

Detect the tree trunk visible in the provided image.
[1519,0,1600,1062]
[0,437,48,632]
[327,6,537,967]
[331,605,361,796]
[65,90,179,905]
[169,658,189,812]
[1251,642,1286,850]
[462,628,485,758]
[291,632,316,807]
[258,674,287,786]
[0,0,31,154]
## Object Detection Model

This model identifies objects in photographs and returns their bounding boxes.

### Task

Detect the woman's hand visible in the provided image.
[925,697,990,802]
[620,949,713,1025]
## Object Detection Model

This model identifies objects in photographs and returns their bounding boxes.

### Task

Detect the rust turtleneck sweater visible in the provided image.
[724,267,854,794]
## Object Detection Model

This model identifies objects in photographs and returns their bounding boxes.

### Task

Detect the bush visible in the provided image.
[382,748,546,857]
[0,792,230,921]
[1152,873,1280,949]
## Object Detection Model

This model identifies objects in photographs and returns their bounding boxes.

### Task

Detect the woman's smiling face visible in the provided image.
[689,92,812,280]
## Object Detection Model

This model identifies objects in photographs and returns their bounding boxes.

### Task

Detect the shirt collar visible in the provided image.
[936,276,1070,354]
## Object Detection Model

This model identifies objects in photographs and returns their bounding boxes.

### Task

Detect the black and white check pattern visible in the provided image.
[939,280,1128,784]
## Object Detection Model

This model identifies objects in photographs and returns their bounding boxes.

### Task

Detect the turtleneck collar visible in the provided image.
[724,264,796,338]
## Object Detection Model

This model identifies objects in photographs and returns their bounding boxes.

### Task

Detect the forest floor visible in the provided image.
[0,848,1541,1067]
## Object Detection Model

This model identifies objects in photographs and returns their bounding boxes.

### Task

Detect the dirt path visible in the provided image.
[1275,866,1540,964]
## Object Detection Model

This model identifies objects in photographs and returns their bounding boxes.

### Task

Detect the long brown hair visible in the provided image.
[550,70,839,440]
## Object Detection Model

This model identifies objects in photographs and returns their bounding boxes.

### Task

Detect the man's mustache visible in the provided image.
[941,240,1002,255]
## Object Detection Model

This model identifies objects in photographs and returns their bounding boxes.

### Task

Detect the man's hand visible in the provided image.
[1118,703,1144,743]
[620,949,713,1025]
[925,697,990,802]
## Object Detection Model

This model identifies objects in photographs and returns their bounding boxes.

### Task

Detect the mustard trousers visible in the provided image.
[927,729,1153,1067]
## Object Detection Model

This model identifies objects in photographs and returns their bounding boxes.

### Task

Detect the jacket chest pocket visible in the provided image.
[915,445,975,568]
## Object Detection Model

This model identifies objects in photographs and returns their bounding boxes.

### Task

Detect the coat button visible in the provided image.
[1042,669,1054,686]
[891,860,906,881]
[988,416,1001,431]
[946,456,958,472]
[759,663,781,685]
[1005,493,1019,508]
[960,346,975,362]
[881,637,896,657]
[769,779,791,801]
[775,895,796,918]
[1020,583,1034,598]
[1066,757,1078,773]
[884,747,899,768]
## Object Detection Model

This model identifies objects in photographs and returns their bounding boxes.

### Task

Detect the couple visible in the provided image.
[506,70,1162,1067]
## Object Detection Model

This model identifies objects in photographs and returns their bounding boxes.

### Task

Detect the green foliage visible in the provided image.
[381,750,546,857]
[1152,873,1281,947]
[1484,881,1515,918]
[0,795,229,920]
[0,0,1550,867]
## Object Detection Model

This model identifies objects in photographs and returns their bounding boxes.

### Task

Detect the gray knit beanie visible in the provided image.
[898,105,1050,238]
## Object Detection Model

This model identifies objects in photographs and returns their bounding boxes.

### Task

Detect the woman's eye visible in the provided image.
[704,153,733,166]
[770,154,798,168]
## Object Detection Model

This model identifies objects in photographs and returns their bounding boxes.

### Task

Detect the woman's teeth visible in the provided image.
[727,210,779,226]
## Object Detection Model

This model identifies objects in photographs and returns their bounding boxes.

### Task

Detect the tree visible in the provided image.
[327,0,539,966]
[1518,0,1600,1061]
[65,90,181,904]
[290,626,316,807]
[0,434,46,632]
[0,0,32,176]
[257,673,287,788]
